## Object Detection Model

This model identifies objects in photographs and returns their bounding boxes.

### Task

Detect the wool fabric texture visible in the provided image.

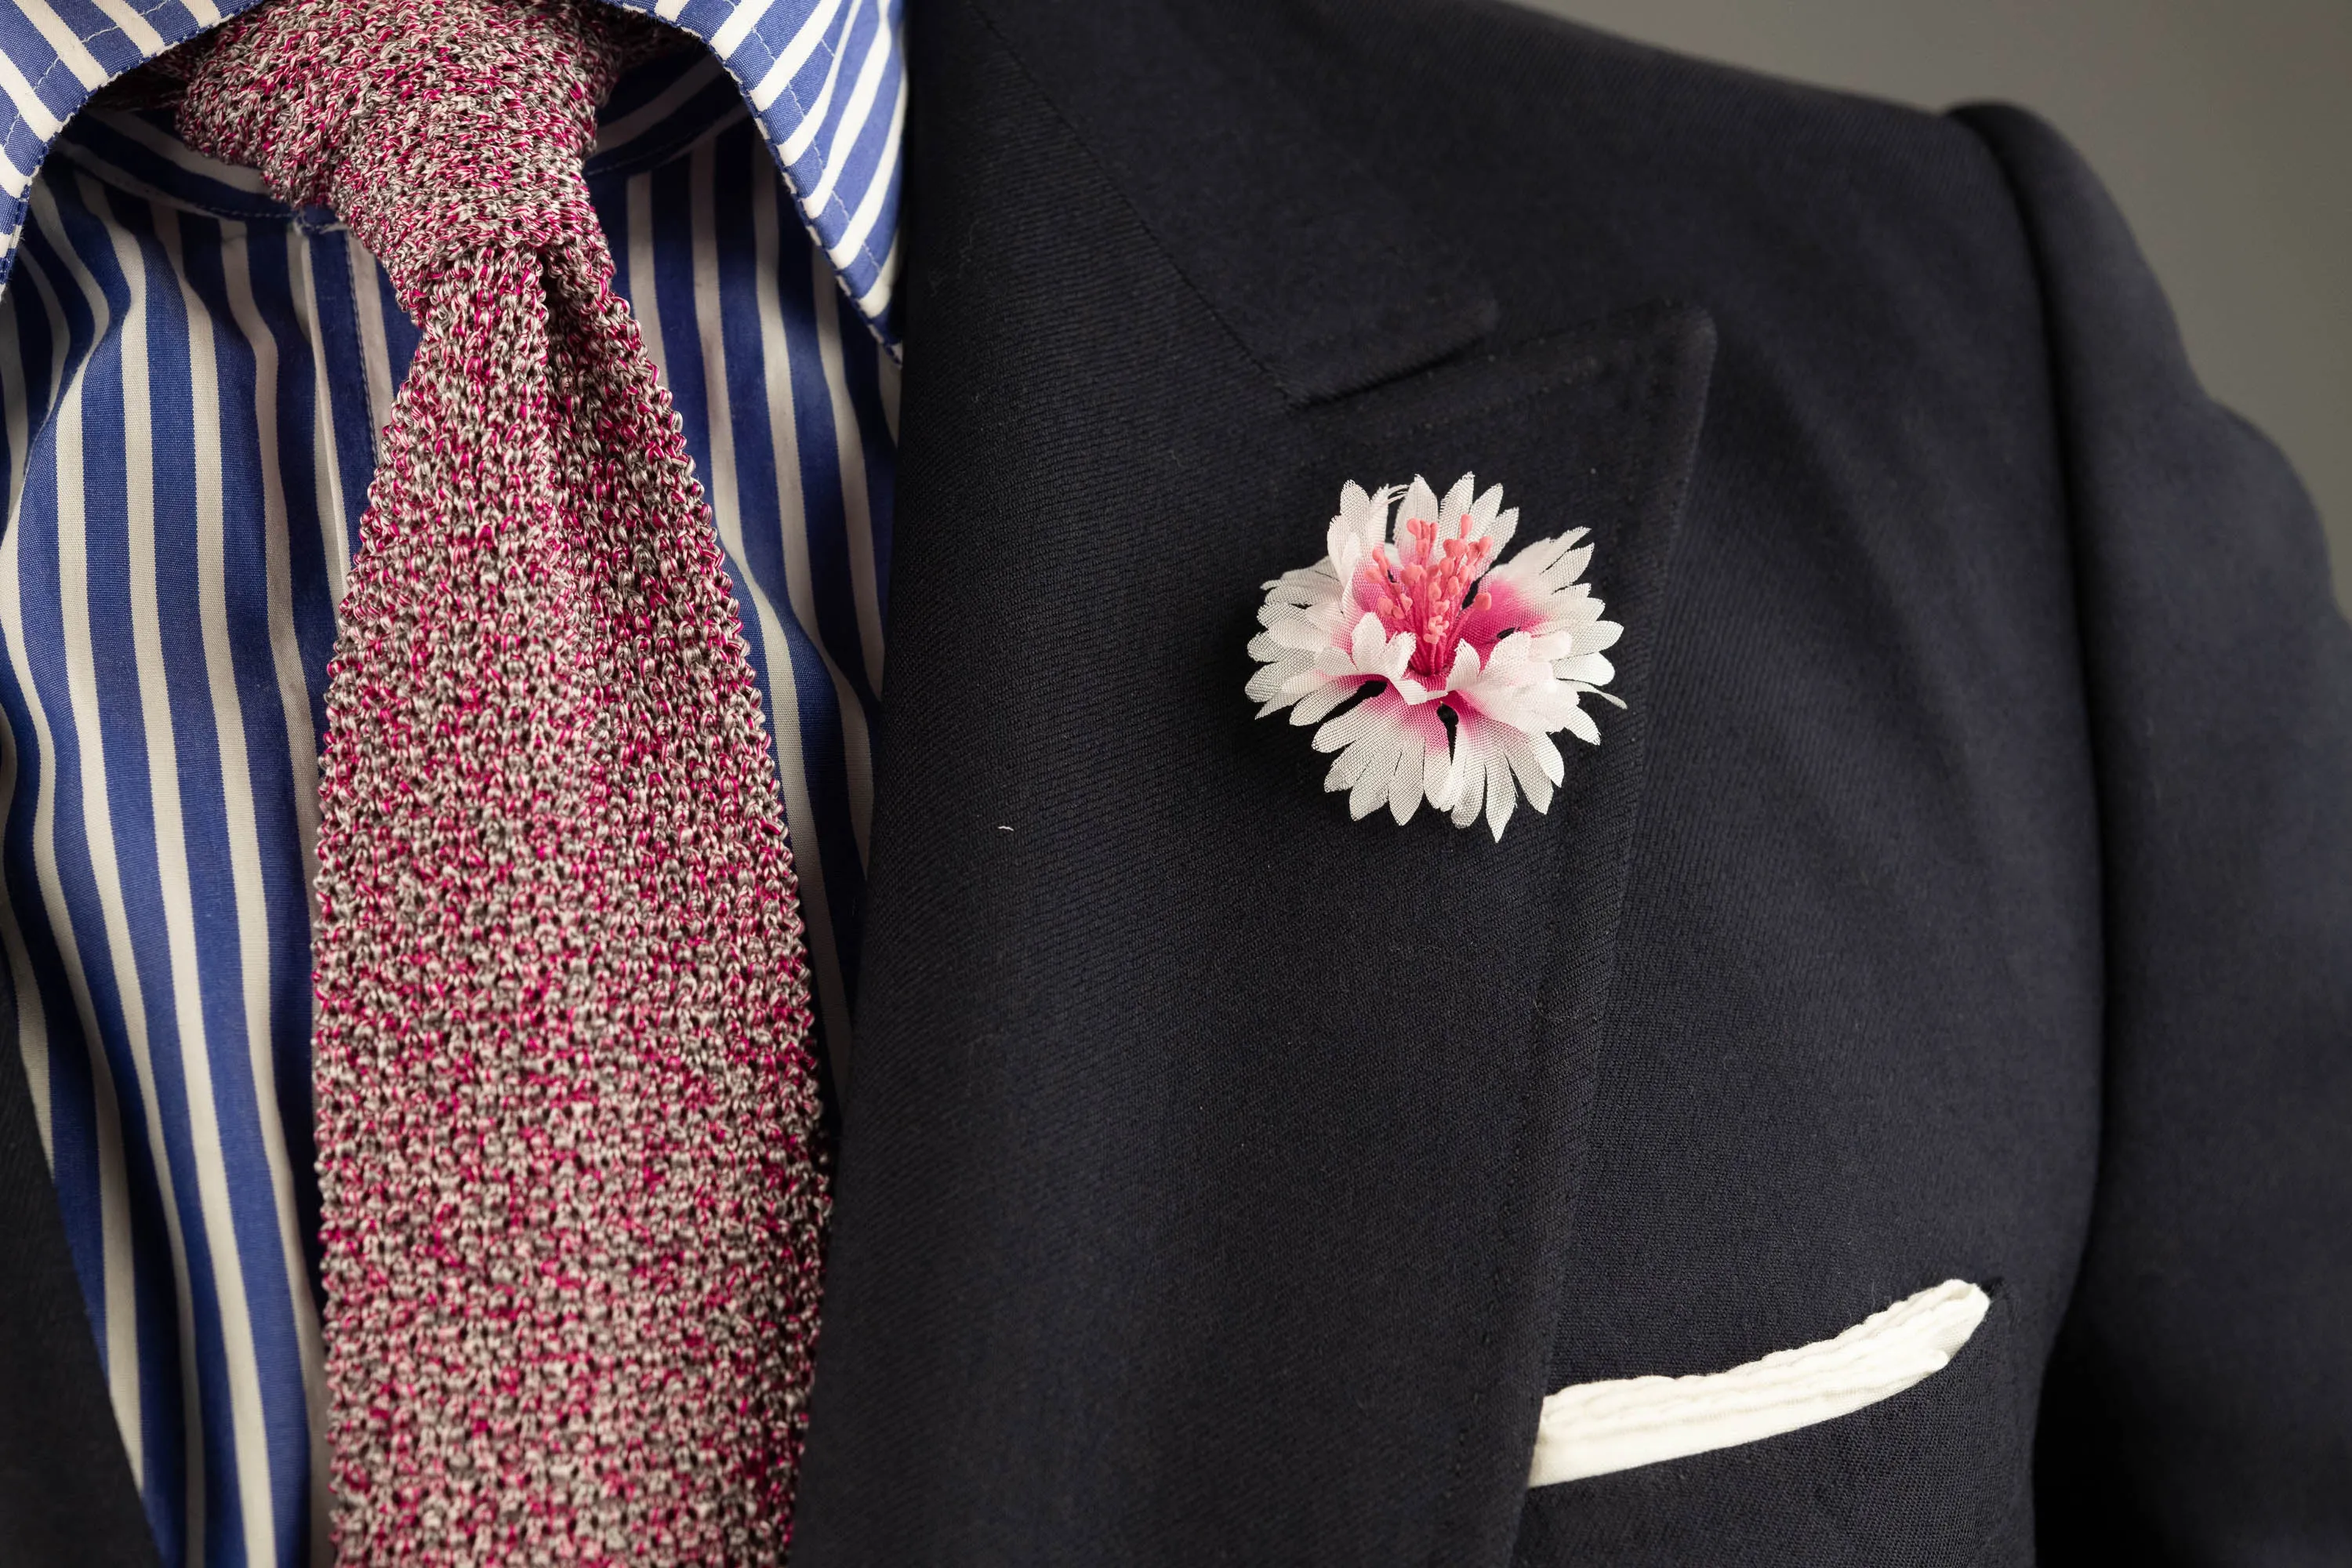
[172,1,831,1560]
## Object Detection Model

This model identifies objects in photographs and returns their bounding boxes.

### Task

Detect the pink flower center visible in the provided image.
[1368,513,1497,680]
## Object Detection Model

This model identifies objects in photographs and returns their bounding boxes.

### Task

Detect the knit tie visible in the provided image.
[175,2,829,1560]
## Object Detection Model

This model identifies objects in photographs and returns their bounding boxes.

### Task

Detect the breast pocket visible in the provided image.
[1512,1287,2022,1567]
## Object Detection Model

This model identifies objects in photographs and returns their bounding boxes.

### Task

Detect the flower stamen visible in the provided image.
[1370,513,1501,678]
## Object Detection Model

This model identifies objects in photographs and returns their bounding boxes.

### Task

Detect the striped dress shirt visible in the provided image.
[0,1,905,1562]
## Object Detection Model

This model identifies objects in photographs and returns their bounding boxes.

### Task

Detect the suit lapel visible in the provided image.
[789,1,1715,1562]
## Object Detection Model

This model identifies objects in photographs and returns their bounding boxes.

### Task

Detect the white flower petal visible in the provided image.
[1262,613,1329,652]
[1387,741,1426,825]
[1350,612,1389,670]
[1485,754,1518,840]
[1399,475,1440,540]
[1265,560,1339,598]
[1544,543,1594,588]
[1349,730,1404,819]
[1522,630,1581,663]
[1333,479,1372,545]
[1449,743,1486,828]
[1551,585,1601,619]
[1465,481,1503,533]
[1481,634,1539,675]
[1246,659,1307,702]
[1531,729,1566,786]
[1553,652,1614,686]
[1312,699,1385,754]
[1500,729,1556,815]
[1323,732,1378,789]
[1562,703,1602,746]
[1484,506,1519,557]
[1331,484,1383,564]
[1514,532,1576,578]
[1382,630,1415,680]
[1438,474,1477,534]
[1478,687,1559,737]
[1331,481,1399,561]
[1335,546,1365,606]
[1290,679,1359,727]
[1426,730,1467,811]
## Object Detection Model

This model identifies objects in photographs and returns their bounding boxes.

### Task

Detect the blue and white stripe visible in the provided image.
[0,34,896,1568]
[0,0,906,339]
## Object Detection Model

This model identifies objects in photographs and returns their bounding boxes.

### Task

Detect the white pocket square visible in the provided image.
[1527,1279,1991,1487]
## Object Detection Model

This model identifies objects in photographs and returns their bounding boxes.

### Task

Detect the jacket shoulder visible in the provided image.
[1265,0,2038,351]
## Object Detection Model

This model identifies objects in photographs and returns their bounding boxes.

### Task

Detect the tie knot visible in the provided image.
[177,0,643,312]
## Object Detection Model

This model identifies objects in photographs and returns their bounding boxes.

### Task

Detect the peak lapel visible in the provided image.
[790,2,1715,1562]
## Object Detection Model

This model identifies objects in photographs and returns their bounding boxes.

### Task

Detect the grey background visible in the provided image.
[1519,0,2352,614]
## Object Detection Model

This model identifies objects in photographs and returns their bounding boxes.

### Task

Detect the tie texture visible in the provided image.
[175,2,829,1561]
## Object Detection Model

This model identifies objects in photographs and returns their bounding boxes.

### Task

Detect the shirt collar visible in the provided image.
[0,0,906,340]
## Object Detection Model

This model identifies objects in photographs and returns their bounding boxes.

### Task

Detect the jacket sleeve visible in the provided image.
[1955,104,2352,1559]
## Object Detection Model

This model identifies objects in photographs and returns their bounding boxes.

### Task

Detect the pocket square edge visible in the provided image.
[1526,1279,1991,1488]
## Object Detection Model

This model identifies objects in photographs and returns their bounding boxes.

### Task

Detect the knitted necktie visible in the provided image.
[174,2,829,1559]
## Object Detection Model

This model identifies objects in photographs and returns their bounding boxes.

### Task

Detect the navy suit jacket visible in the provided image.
[4,0,2347,1562]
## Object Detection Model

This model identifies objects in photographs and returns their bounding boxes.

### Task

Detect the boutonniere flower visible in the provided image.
[1246,474,1623,839]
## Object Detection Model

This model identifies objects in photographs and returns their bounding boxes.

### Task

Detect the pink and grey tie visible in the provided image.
[172,0,830,1558]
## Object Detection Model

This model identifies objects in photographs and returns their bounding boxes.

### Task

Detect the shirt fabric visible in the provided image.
[0,2,905,1562]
